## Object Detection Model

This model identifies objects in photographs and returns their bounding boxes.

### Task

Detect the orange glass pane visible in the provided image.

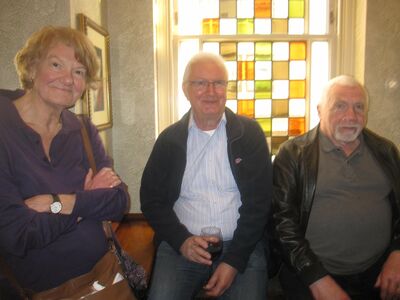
[227,81,237,99]
[202,18,219,34]
[271,136,288,155]
[272,99,288,117]
[272,19,288,34]
[255,0,271,18]
[238,100,255,118]
[290,42,306,60]
[237,18,254,34]
[289,117,305,136]
[238,61,255,80]
[220,0,236,18]
[289,80,306,98]
[272,61,289,80]
[221,42,237,61]
[257,118,272,136]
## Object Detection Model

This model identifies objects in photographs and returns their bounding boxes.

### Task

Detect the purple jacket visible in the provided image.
[0,89,129,292]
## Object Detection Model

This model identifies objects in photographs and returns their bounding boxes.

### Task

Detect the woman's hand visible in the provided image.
[84,167,121,190]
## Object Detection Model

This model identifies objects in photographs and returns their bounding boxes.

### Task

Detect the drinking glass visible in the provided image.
[200,226,223,261]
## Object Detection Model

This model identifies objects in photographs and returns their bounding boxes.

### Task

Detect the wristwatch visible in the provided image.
[50,194,62,214]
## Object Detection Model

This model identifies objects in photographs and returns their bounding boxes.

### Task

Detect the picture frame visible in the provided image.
[78,13,112,130]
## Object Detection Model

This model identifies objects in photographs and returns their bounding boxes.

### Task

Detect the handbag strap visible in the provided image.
[77,115,97,175]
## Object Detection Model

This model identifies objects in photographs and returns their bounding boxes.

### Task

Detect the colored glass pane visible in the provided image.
[237,0,254,18]
[226,81,237,99]
[290,42,306,60]
[220,19,237,35]
[255,0,271,18]
[272,42,289,61]
[255,42,272,61]
[238,61,255,80]
[272,0,288,18]
[289,0,304,18]
[272,19,288,34]
[272,118,288,136]
[221,42,237,61]
[289,80,306,98]
[255,18,272,34]
[255,99,272,118]
[237,81,254,99]
[226,99,238,113]
[289,117,305,135]
[220,0,236,18]
[255,80,272,99]
[272,80,289,99]
[202,18,219,34]
[225,61,238,80]
[272,99,288,117]
[272,61,289,80]
[237,18,254,34]
[289,98,306,117]
[255,61,272,80]
[271,136,288,154]
[288,18,304,34]
[238,42,255,61]
[257,118,272,136]
[238,100,255,118]
[289,61,306,79]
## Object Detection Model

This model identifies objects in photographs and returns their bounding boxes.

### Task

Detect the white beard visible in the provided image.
[334,124,362,143]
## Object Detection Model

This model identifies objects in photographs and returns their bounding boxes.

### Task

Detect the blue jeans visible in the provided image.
[148,241,268,300]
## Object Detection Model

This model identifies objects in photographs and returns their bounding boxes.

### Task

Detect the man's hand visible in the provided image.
[375,250,400,299]
[84,167,121,190]
[309,275,351,300]
[203,262,238,297]
[179,236,215,265]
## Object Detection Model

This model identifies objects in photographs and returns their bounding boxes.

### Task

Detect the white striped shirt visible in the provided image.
[173,113,241,240]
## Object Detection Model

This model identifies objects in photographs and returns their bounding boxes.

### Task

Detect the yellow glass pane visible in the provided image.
[289,80,306,98]
[289,117,305,136]
[227,81,237,99]
[290,42,306,60]
[238,61,255,80]
[238,100,255,118]
[257,118,272,136]
[272,99,288,117]
[221,42,237,61]
[255,42,272,61]
[271,136,288,155]
[289,0,305,18]
[237,18,254,34]
[272,61,289,80]
[272,19,288,34]
[220,0,236,18]
[255,80,272,99]
[202,18,219,34]
[255,0,271,18]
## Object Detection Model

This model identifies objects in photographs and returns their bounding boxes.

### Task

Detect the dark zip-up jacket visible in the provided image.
[272,125,400,285]
[140,108,272,272]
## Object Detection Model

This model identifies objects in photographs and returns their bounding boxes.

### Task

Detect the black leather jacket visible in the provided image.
[272,125,400,285]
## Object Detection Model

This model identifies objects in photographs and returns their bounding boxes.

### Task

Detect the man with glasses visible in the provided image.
[141,52,272,299]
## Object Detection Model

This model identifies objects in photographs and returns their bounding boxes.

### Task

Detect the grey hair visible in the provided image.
[318,75,369,109]
[182,52,228,83]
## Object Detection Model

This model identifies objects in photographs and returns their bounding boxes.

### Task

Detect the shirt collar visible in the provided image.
[319,131,364,156]
[188,111,227,131]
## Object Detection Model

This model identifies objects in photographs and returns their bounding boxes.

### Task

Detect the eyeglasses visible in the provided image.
[187,80,228,92]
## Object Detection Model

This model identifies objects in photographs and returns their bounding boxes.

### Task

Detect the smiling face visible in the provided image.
[318,84,367,148]
[30,42,87,110]
[182,56,228,130]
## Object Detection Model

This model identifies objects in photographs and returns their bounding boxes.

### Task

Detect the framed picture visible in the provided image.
[78,13,112,130]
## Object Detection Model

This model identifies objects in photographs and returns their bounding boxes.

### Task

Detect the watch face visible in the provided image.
[50,201,62,214]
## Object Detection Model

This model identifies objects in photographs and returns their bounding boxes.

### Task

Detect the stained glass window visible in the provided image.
[175,0,332,155]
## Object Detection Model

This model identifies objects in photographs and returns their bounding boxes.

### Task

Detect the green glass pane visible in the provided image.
[289,0,305,18]
[272,99,289,117]
[221,42,237,61]
[256,118,272,136]
[255,42,272,61]
[220,0,236,18]
[227,81,237,99]
[272,61,289,80]
[237,18,254,34]
[255,80,272,99]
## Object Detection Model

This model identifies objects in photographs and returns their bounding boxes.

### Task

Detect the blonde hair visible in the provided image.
[14,26,99,89]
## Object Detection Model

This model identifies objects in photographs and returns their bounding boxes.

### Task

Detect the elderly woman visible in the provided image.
[0,26,129,295]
